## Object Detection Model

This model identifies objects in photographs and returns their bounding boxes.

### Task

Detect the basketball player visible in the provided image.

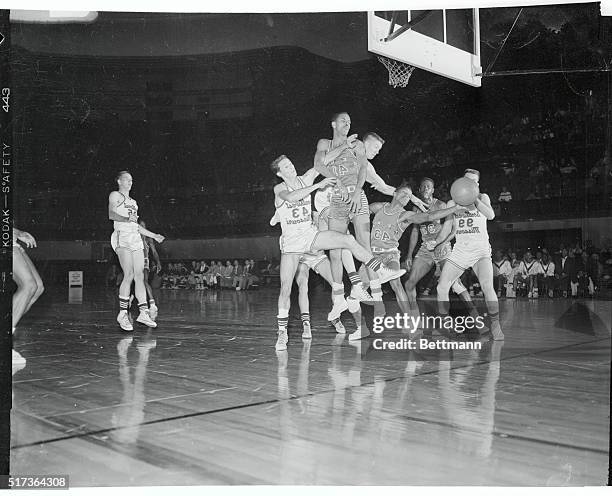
[366,184,469,338]
[314,113,404,312]
[269,214,364,338]
[271,154,404,351]
[404,178,479,319]
[433,169,504,341]
[139,220,161,319]
[314,130,423,320]
[12,228,44,365]
[109,171,165,331]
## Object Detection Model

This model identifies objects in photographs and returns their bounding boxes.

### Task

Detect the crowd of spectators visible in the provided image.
[413,239,612,300]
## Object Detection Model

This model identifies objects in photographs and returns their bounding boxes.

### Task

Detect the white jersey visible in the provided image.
[519,259,544,277]
[540,260,555,277]
[314,186,332,212]
[275,177,314,240]
[453,206,489,249]
[113,193,139,233]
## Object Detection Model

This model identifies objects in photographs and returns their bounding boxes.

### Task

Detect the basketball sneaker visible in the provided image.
[350,284,374,303]
[149,303,159,321]
[136,310,157,328]
[117,311,133,332]
[332,319,346,334]
[12,349,26,366]
[302,322,312,340]
[377,266,406,284]
[275,330,288,351]
[349,326,370,341]
[328,297,348,321]
[346,296,361,313]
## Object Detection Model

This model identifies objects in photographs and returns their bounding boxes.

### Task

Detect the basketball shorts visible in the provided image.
[372,247,401,271]
[446,243,492,271]
[329,188,369,222]
[111,230,144,253]
[414,242,452,266]
[300,250,327,271]
[280,224,320,254]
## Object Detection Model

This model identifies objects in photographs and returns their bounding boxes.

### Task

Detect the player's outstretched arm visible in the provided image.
[276,177,336,204]
[475,193,495,220]
[138,225,165,243]
[366,162,395,196]
[409,204,467,225]
[301,167,321,187]
[369,202,385,215]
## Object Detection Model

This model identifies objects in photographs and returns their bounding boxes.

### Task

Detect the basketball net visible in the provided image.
[377,56,415,88]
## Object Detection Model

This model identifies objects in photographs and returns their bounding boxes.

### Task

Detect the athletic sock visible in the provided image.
[301,313,310,329]
[277,308,289,333]
[332,282,345,301]
[138,302,148,313]
[119,296,129,312]
[348,272,361,286]
[370,279,383,301]
[148,298,156,307]
[365,258,382,272]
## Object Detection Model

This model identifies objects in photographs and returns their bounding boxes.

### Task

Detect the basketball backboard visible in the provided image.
[368,9,482,87]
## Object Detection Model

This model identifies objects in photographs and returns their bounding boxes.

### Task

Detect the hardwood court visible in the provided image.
[10,286,611,485]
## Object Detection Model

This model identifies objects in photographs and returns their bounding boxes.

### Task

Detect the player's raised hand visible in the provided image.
[346,134,358,148]
[411,195,428,212]
[16,230,37,248]
[317,177,337,190]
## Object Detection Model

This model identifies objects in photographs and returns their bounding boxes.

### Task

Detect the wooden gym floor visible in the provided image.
[9,286,611,486]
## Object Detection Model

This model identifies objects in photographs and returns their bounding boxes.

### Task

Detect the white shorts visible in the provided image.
[446,243,492,271]
[372,247,401,270]
[299,250,327,271]
[280,224,320,254]
[111,230,144,252]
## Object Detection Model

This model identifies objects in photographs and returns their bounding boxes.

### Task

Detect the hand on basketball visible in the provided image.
[346,134,358,149]
[318,177,337,190]
[454,204,469,213]
[16,230,37,248]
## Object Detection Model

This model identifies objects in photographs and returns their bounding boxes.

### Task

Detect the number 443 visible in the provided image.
[2,88,9,113]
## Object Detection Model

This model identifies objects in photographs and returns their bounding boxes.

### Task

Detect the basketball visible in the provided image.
[450,177,479,206]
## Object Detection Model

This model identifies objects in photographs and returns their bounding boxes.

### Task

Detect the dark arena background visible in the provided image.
[3,3,612,487]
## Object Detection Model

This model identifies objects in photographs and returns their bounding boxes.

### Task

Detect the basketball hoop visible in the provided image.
[377,56,415,88]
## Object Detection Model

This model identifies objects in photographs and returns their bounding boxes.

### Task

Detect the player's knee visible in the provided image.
[34,280,45,299]
[405,277,417,291]
[437,280,451,294]
[19,275,38,296]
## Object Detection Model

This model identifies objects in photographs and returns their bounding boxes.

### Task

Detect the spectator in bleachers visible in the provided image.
[492,250,512,298]
[221,260,234,288]
[539,253,556,297]
[518,251,544,298]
